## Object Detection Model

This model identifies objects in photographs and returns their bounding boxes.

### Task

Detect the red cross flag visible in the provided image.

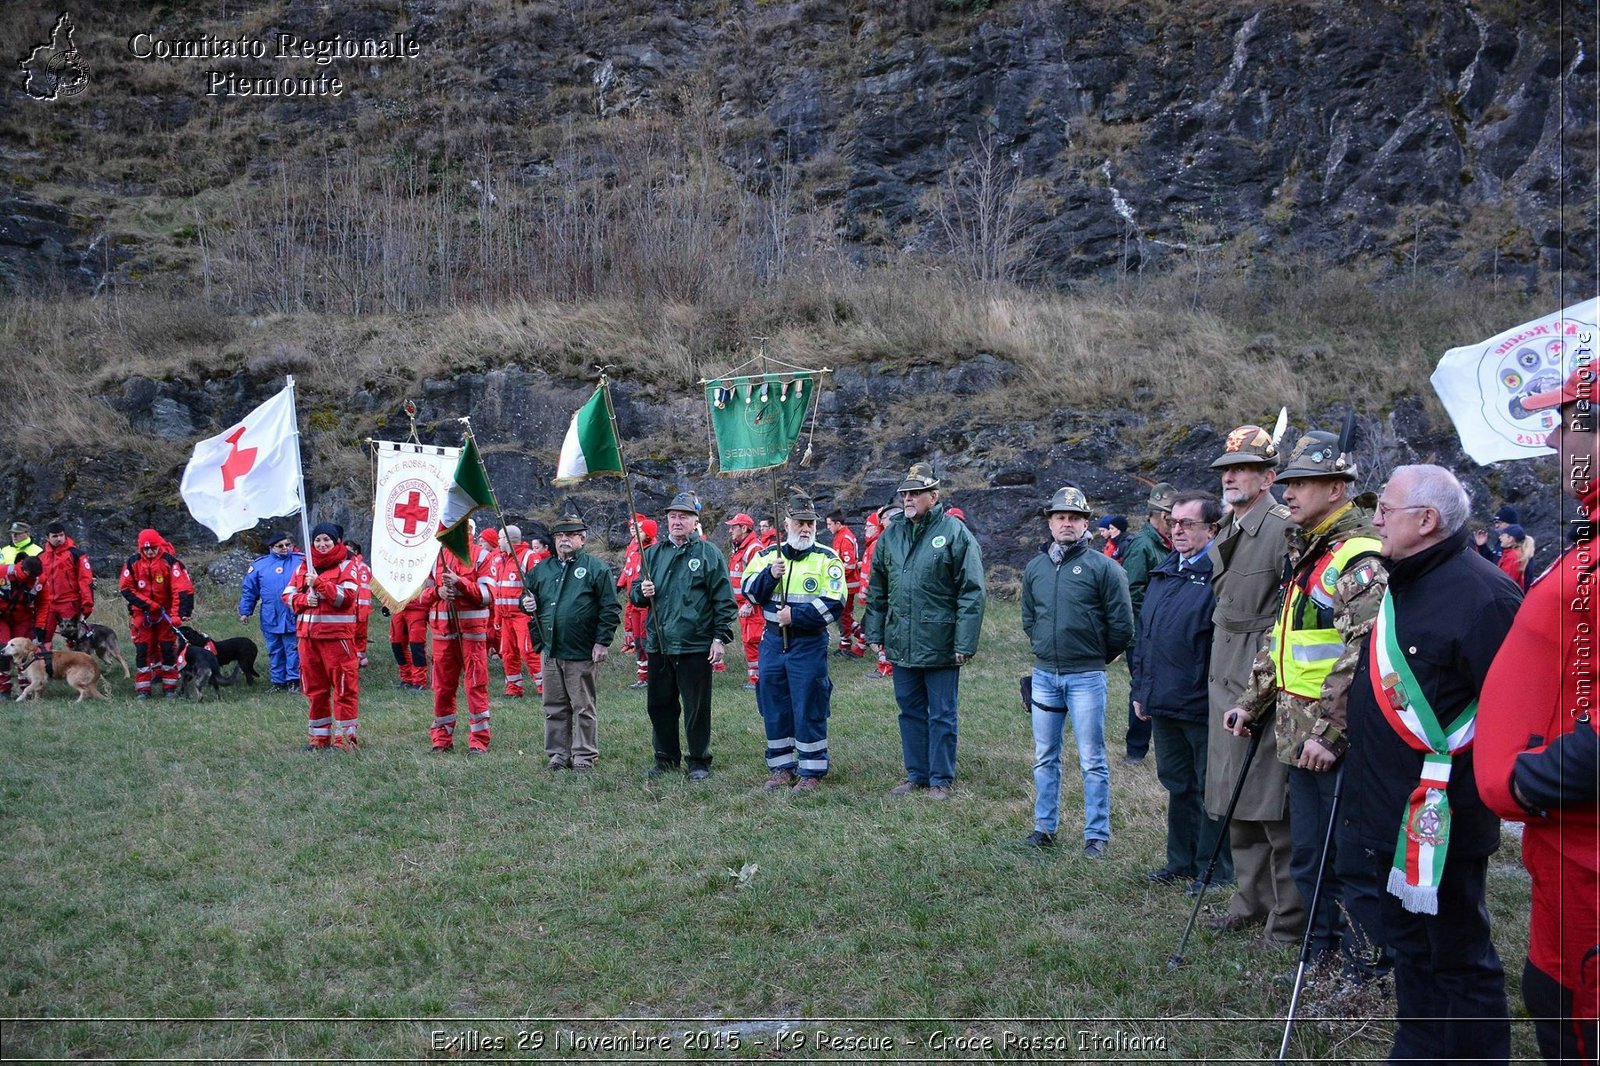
[368,439,459,607]
[179,383,303,540]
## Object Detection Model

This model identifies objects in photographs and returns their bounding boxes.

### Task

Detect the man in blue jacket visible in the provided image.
[864,463,986,800]
[1131,491,1232,891]
[1020,486,1134,854]
[239,530,303,692]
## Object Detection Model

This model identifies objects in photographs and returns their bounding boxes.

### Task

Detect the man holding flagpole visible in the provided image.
[421,517,496,754]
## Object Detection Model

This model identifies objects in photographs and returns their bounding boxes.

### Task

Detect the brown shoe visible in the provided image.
[1205,913,1265,934]
[791,776,820,793]
[763,769,798,791]
[926,786,951,801]
[547,757,569,771]
[888,779,923,796]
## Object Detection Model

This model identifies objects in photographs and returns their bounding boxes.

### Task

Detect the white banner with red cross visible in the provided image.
[369,440,459,609]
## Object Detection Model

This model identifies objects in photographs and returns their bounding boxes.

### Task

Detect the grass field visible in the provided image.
[2,589,1538,1062]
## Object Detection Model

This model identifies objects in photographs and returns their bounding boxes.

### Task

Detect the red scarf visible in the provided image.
[311,542,348,573]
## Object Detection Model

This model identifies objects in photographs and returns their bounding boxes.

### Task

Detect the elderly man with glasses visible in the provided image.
[240,531,305,692]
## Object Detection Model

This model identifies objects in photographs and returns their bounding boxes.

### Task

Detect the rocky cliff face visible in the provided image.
[5,1,1594,296]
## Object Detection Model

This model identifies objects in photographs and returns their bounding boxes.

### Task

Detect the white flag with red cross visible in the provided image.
[368,440,460,608]
[179,383,303,541]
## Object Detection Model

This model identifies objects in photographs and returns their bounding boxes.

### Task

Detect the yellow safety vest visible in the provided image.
[1272,535,1381,699]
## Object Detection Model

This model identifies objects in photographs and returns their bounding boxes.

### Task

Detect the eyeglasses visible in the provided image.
[1375,501,1432,519]
[1170,518,1212,531]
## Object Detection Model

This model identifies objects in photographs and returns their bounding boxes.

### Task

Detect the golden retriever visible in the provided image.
[3,636,108,702]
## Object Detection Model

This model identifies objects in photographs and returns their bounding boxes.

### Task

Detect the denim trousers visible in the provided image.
[1030,668,1110,842]
[892,665,961,787]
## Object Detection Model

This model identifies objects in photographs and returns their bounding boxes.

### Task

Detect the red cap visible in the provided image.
[1525,364,1597,411]
[479,527,499,547]
[725,512,754,528]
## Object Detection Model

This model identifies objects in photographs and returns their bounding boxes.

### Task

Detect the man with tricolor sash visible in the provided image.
[1225,428,1388,971]
[1341,464,1519,1062]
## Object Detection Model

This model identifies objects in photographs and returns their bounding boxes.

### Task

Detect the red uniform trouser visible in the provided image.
[389,610,428,686]
[500,614,540,694]
[42,606,81,646]
[356,609,372,657]
[300,637,359,746]
[837,593,860,650]
[431,633,491,751]
[0,610,36,693]
[739,612,764,682]
[625,604,650,681]
[130,616,178,696]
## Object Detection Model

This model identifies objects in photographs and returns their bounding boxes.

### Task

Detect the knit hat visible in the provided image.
[310,521,344,543]
[1493,506,1520,525]
[479,527,500,548]
[1502,523,1527,542]
[1098,514,1128,533]
[268,530,294,548]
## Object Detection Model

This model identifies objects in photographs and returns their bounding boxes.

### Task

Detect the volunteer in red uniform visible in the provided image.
[478,527,505,656]
[389,594,430,691]
[0,556,49,698]
[619,513,656,690]
[419,521,496,754]
[1477,365,1600,1063]
[495,525,544,698]
[345,540,374,668]
[825,509,864,657]
[284,522,361,750]
[119,528,194,699]
[39,522,93,646]
[726,512,765,690]
[861,504,898,677]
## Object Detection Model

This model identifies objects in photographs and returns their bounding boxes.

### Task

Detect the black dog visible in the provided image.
[211,636,260,684]
[175,626,243,701]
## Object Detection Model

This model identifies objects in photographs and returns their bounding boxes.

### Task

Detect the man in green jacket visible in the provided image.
[521,512,621,772]
[863,462,986,799]
[1119,482,1175,763]
[1020,486,1134,854]
[630,492,738,781]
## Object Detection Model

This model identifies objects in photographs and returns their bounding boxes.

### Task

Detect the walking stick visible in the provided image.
[1167,719,1264,972]
[1278,762,1345,1063]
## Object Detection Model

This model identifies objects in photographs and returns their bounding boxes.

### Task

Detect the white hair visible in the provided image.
[1389,464,1471,533]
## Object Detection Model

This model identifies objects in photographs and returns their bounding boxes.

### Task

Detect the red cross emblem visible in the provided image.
[393,491,430,535]
[385,479,439,548]
[219,426,258,492]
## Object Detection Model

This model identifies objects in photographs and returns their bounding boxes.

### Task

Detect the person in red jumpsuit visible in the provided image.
[0,556,49,697]
[119,528,194,699]
[39,522,93,647]
[388,594,430,691]
[418,521,496,754]
[725,512,766,690]
[477,527,505,658]
[619,513,656,690]
[825,508,864,657]
[494,525,546,698]
[861,504,899,678]
[345,540,374,668]
[284,522,362,750]
[1478,365,1600,1064]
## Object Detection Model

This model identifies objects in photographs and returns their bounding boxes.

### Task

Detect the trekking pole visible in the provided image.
[1278,762,1346,1063]
[1167,719,1264,972]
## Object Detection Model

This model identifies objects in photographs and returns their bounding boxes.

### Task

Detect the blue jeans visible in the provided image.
[893,666,961,787]
[1030,668,1110,842]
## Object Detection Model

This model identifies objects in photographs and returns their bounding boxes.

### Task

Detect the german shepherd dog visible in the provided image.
[59,618,131,678]
[175,626,242,701]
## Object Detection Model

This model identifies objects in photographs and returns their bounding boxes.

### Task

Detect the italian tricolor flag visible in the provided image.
[555,386,625,484]
[436,437,495,562]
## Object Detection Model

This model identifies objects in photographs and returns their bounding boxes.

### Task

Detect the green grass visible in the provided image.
[1,594,1535,1062]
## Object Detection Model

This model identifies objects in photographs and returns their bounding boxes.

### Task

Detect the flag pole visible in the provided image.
[597,371,666,655]
[756,343,791,652]
[455,419,538,639]
[285,374,314,555]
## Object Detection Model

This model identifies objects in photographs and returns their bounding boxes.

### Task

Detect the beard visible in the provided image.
[787,531,815,551]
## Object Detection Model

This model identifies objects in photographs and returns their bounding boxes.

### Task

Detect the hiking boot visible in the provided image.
[1146,867,1187,886]
[763,769,798,791]
[644,765,673,780]
[687,768,711,782]
[1023,830,1056,848]
[926,786,951,801]
[547,757,569,772]
[430,744,453,754]
[466,747,488,757]
[628,680,649,690]
[1186,877,1235,897]
[1083,839,1109,858]
[888,779,923,796]
[791,776,820,793]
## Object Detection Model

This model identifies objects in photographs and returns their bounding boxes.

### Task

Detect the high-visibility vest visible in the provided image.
[1271,535,1381,699]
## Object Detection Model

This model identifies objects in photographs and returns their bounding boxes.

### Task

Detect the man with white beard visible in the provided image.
[742,494,846,792]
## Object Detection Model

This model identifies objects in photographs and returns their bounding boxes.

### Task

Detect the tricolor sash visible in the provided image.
[1368,588,1477,915]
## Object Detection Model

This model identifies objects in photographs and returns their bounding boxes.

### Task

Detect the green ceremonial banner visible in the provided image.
[436,436,495,562]
[706,373,813,473]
